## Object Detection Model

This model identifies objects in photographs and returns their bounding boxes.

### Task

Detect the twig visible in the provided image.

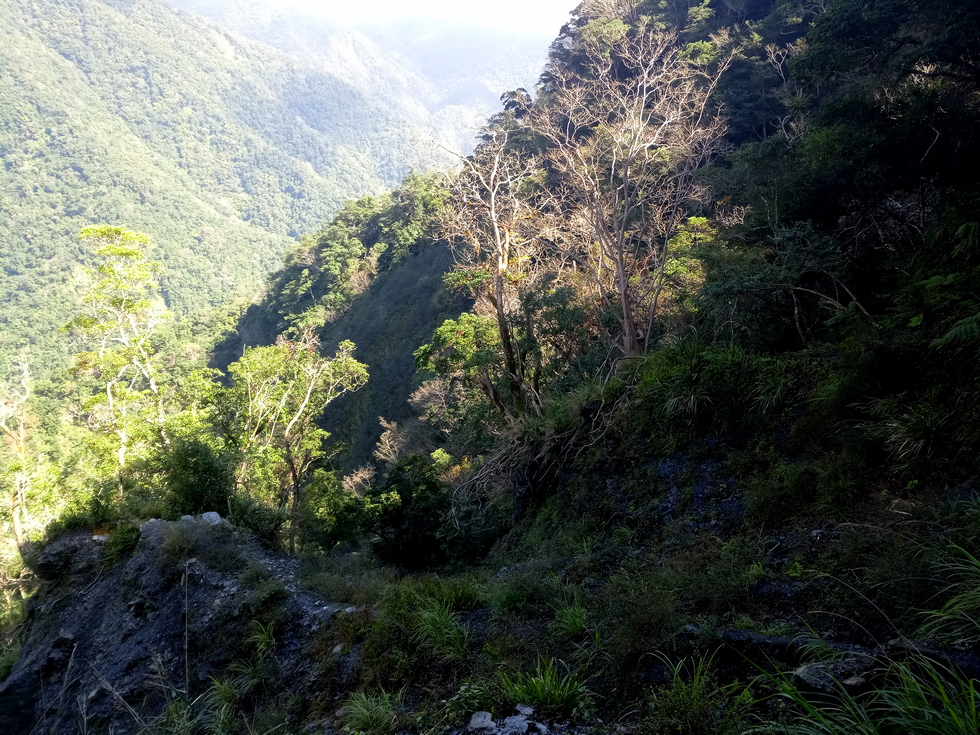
[89,664,145,727]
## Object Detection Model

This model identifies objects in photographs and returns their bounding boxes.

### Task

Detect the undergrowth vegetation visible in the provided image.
[4,0,980,732]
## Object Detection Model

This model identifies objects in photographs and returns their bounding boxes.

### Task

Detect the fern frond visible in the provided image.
[931,312,980,348]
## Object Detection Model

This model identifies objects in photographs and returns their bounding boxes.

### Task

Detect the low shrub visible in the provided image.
[227,493,285,546]
[160,522,202,566]
[298,550,396,607]
[0,643,19,683]
[489,566,558,617]
[103,521,141,566]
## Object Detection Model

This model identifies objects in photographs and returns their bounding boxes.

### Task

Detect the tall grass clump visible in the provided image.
[750,654,979,735]
[498,658,593,720]
[918,544,980,644]
[551,596,588,640]
[642,653,747,735]
[412,601,469,659]
[339,689,405,735]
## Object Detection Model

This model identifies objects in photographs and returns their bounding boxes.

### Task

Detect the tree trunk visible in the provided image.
[10,482,24,549]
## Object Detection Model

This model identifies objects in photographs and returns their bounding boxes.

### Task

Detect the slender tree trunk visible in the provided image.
[117,426,128,501]
[614,249,638,357]
[284,446,301,555]
[491,274,524,416]
[10,482,24,549]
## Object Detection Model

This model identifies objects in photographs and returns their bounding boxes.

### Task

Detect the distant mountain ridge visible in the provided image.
[166,0,556,152]
[0,0,555,365]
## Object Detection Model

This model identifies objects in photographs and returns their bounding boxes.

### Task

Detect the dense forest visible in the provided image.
[3,0,980,733]
[0,0,535,367]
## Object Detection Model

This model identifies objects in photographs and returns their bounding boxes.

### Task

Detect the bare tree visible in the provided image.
[441,128,544,416]
[373,417,408,468]
[531,25,734,357]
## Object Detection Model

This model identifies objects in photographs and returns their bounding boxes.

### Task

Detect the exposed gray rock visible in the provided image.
[33,531,102,581]
[457,709,554,735]
[200,511,223,525]
[0,518,349,734]
[468,711,496,730]
[792,656,876,693]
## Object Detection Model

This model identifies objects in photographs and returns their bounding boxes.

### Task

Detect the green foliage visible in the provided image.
[551,596,589,640]
[227,492,286,546]
[0,0,466,366]
[0,643,19,684]
[8,1,980,730]
[497,658,593,720]
[245,577,288,629]
[439,678,499,727]
[579,18,630,50]
[411,602,470,660]
[752,654,980,735]
[223,333,368,550]
[415,314,503,384]
[932,313,980,348]
[642,653,747,735]
[298,549,397,608]
[339,689,405,735]
[490,567,559,617]
[67,226,171,483]
[103,522,141,567]
[918,544,980,645]
[369,455,451,570]
[245,620,277,660]
[601,568,679,665]
[161,522,203,567]
[162,438,233,517]
[862,393,952,474]
[745,457,859,524]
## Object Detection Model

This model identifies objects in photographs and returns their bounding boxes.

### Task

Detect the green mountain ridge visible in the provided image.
[5,0,980,732]
[167,0,558,155]
[0,0,479,365]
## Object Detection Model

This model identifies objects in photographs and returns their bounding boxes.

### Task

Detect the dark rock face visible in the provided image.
[0,516,346,735]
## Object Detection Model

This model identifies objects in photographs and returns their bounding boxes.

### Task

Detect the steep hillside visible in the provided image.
[4,0,980,733]
[212,173,464,472]
[0,0,466,365]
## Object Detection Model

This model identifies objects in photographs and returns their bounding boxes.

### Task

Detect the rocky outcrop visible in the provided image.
[457,706,552,734]
[0,515,348,735]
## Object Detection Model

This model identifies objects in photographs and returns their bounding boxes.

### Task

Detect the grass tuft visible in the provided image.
[749,653,979,735]
[339,689,405,735]
[498,657,593,720]
[412,602,469,659]
[918,544,980,645]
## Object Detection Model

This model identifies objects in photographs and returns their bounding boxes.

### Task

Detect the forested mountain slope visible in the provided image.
[0,0,482,365]
[167,0,558,156]
[5,0,980,732]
